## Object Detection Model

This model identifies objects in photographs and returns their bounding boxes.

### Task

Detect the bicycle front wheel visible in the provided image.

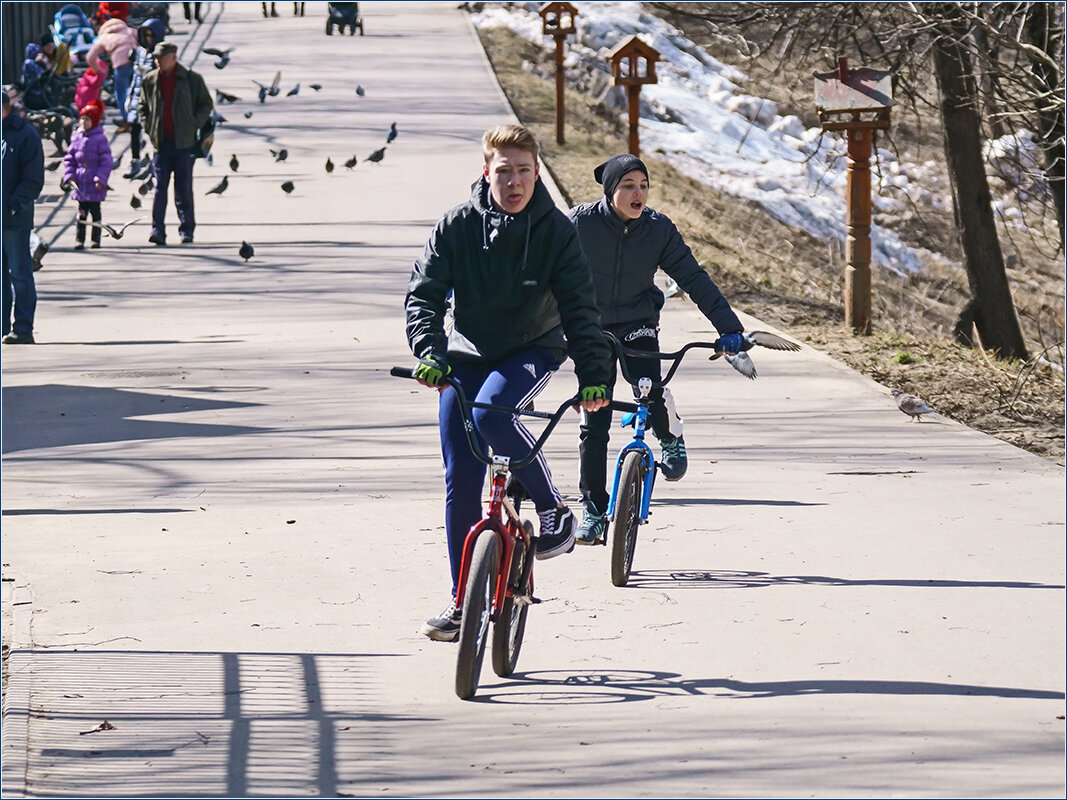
[492,521,533,677]
[611,451,645,587]
[455,530,500,700]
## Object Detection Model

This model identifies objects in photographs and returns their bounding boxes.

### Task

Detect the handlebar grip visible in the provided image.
[610,400,639,414]
[390,366,414,379]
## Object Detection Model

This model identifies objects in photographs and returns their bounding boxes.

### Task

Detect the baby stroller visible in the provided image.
[326,3,363,35]
[50,5,96,68]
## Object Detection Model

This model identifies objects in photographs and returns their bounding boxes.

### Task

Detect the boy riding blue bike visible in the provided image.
[405,124,611,641]
[567,154,745,545]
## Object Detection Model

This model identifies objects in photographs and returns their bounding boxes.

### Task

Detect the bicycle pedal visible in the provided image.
[528,595,542,605]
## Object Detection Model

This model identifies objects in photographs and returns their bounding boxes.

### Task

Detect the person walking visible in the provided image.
[122,18,166,179]
[86,16,138,133]
[2,91,46,344]
[567,154,745,544]
[405,124,612,641]
[61,100,113,250]
[138,41,213,245]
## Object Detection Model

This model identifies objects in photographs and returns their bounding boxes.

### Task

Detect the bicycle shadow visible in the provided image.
[470,669,1065,706]
[622,569,1066,591]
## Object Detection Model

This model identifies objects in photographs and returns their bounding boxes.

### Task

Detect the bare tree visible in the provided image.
[652,1,1060,358]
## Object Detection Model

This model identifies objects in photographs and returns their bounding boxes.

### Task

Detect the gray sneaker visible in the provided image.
[576,505,608,545]
[421,598,460,642]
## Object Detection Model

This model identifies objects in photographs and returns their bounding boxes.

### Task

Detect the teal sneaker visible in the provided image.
[576,505,608,545]
[659,435,688,481]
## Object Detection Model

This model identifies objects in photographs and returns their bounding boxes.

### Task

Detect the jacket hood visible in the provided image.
[25,43,42,60]
[99,17,128,35]
[139,17,165,45]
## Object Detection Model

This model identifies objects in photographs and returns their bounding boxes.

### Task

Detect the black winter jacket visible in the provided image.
[2,112,45,231]
[406,177,611,389]
[567,198,742,334]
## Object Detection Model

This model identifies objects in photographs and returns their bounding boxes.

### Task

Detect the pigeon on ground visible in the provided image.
[892,389,937,422]
[138,175,155,195]
[206,176,229,196]
[229,154,239,172]
[258,86,268,103]
[343,155,357,169]
[216,89,240,103]
[130,195,141,209]
[355,85,365,96]
[239,241,254,262]
[280,181,294,194]
[287,84,299,97]
[367,146,385,163]
[325,157,334,173]
[271,148,288,162]
[309,83,322,91]
[88,217,143,239]
[244,110,253,119]
[386,122,397,144]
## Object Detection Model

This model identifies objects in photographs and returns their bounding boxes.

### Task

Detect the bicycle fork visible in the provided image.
[606,377,657,524]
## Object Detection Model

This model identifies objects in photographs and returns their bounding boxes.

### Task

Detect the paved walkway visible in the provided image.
[2,3,1064,797]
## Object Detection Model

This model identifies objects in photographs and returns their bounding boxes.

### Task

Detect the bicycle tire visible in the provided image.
[611,451,645,587]
[455,530,500,699]
[492,521,532,677]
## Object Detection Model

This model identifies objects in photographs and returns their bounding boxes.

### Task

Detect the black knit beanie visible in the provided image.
[594,154,649,198]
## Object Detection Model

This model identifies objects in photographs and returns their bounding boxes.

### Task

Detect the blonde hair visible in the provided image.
[482,124,540,164]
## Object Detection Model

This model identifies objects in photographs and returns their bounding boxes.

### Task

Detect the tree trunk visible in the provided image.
[932,12,1030,360]
[1026,2,1065,250]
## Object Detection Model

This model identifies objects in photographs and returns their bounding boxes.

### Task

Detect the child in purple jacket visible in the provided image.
[62,100,113,249]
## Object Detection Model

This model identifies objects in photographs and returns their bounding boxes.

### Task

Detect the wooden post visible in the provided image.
[626,85,641,155]
[814,57,892,335]
[845,124,873,333]
[554,34,566,144]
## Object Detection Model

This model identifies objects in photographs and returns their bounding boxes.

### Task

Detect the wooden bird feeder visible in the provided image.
[814,57,893,335]
[539,2,578,145]
[607,35,660,156]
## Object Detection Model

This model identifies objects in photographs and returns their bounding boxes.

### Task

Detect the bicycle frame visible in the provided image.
[606,376,657,525]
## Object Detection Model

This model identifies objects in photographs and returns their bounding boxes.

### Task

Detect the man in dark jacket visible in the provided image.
[138,41,213,245]
[2,91,46,344]
[567,154,745,544]
[405,124,612,642]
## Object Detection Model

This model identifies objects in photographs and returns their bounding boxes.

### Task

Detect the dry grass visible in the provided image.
[477,24,1065,464]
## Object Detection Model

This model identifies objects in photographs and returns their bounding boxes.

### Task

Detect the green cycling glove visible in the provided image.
[580,384,608,403]
[413,353,451,386]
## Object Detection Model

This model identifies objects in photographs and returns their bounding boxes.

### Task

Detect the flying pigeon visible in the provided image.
[132,160,153,181]
[386,122,397,144]
[206,176,229,196]
[239,241,254,262]
[367,146,385,163]
[216,89,240,103]
[138,175,155,195]
[88,217,143,239]
[244,110,253,119]
[203,46,233,70]
[287,84,299,97]
[325,157,334,173]
[309,83,322,91]
[707,330,802,379]
[280,181,294,194]
[343,155,357,169]
[258,86,268,103]
[130,194,141,209]
[211,109,227,125]
[252,71,282,97]
[892,390,937,422]
[271,148,288,162]
[45,160,61,172]
[355,85,365,96]
[229,154,239,172]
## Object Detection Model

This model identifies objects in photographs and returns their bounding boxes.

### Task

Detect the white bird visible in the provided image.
[892,389,937,421]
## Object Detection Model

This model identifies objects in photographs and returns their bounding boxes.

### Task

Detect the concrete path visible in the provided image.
[2,3,1064,797]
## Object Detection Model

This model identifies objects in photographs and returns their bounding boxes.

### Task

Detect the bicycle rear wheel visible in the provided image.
[455,530,500,700]
[611,451,645,587]
[492,521,533,677]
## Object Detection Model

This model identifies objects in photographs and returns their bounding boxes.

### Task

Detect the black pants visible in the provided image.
[130,121,143,161]
[579,321,672,514]
[76,201,102,245]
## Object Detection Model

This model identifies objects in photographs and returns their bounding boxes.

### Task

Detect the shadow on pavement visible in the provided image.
[624,569,1066,591]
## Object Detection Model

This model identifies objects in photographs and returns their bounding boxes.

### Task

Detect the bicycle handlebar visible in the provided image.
[390,366,637,469]
[602,331,721,388]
